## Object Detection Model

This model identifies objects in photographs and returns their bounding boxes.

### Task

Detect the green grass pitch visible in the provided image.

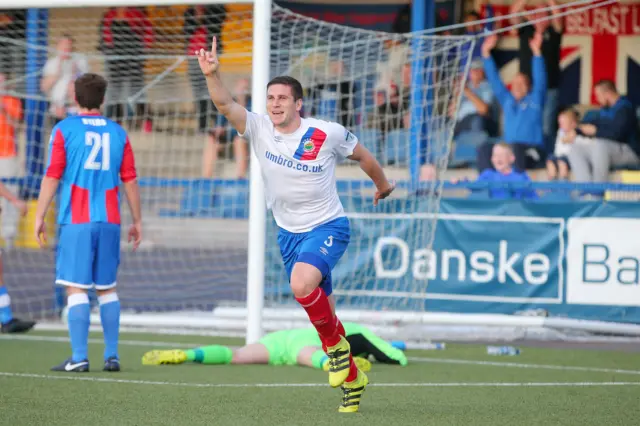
[1,330,639,426]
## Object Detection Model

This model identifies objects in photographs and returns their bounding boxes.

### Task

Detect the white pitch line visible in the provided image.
[4,334,640,377]
[407,357,640,376]
[0,334,197,348]
[1,372,639,389]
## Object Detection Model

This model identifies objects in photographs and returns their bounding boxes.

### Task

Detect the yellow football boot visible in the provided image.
[141,350,187,365]
[326,336,352,387]
[323,356,371,373]
[338,369,369,413]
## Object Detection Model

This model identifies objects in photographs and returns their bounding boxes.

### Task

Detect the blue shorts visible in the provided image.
[56,223,121,290]
[277,217,350,296]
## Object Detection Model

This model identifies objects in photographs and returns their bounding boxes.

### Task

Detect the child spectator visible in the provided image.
[475,143,538,200]
[546,108,590,180]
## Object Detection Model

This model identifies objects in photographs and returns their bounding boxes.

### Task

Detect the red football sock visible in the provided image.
[322,318,346,353]
[296,288,340,347]
[346,356,358,382]
[335,317,358,382]
[321,317,346,352]
[336,318,346,337]
[336,318,358,382]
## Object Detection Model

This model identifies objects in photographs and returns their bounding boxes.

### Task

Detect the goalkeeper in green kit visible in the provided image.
[142,322,407,371]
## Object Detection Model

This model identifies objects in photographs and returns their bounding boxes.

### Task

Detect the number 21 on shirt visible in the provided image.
[85,131,110,171]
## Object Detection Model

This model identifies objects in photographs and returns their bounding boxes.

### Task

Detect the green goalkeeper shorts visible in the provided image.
[259,328,323,366]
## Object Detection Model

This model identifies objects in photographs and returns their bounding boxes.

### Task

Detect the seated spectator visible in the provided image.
[546,107,590,181]
[473,143,537,200]
[477,33,546,172]
[308,60,355,128]
[40,35,89,126]
[451,59,495,144]
[202,78,251,179]
[372,62,411,132]
[567,80,640,183]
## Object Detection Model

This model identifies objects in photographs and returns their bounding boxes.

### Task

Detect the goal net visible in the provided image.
[0,3,475,339]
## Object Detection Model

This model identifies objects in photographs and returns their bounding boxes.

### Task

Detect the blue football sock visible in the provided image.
[0,286,14,325]
[67,293,90,362]
[99,293,120,360]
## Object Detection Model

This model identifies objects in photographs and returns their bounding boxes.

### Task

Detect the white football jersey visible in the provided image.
[240,111,358,233]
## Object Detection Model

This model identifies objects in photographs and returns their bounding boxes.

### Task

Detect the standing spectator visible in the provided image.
[202,79,251,179]
[377,4,410,99]
[463,0,494,61]
[41,35,89,126]
[184,5,226,134]
[510,0,563,154]
[0,72,23,248]
[567,80,640,183]
[392,3,411,34]
[477,33,546,172]
[99,7,154,131]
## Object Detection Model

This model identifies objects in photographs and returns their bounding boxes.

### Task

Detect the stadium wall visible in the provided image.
[264,197,640,324]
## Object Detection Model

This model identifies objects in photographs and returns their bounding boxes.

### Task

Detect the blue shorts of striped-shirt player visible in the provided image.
[277,217,350,297]
[56,223,121,290]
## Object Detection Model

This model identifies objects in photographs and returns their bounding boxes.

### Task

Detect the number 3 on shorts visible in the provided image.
[324,235,333,247]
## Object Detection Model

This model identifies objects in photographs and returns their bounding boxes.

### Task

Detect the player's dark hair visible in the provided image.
[74,73,107,110]
[595,79,617,94]
[267,76,304,101]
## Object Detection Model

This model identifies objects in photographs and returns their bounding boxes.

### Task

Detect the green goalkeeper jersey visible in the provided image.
[258,322,408,366]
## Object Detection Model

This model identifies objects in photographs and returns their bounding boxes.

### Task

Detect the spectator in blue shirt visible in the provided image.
[451,60,495,144]
[510,0,563,155]
[475,143,538,200]
[567,80,640,183]
[476,33,546,172]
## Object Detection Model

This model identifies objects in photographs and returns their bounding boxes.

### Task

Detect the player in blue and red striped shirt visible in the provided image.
[35,73,142,373]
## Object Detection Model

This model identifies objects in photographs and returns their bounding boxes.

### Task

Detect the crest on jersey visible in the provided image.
[303,139,314,152]
[294,127,328,161]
